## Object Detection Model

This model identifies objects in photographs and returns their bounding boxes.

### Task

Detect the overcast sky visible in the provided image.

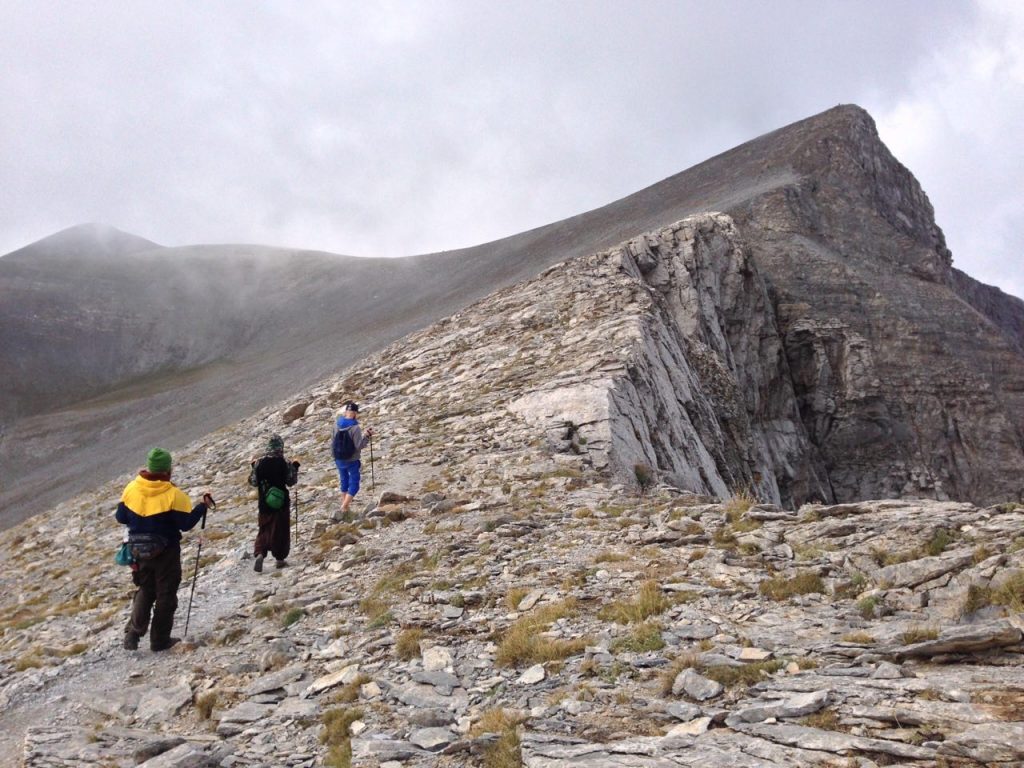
[1,1,1020,297]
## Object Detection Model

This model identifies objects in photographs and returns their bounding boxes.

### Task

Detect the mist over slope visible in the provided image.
[2,104,1022,527]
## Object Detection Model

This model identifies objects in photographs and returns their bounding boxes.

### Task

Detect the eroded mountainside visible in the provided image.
[3,104,1023,528]
[1,218,1022,768]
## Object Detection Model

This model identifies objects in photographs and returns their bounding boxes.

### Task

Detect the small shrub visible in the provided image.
[758,571,825,601]
[923,528,955,557]
[395,628,424,660]
[857,596,879,619]
[281,607,305,628]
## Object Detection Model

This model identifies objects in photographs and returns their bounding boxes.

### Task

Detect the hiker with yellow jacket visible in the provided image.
[116,448,213,652]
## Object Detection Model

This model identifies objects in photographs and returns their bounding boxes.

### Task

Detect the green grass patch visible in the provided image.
[610,621,664,653]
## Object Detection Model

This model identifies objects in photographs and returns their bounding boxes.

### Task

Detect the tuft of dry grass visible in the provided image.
[195,691,218,719]
[330,674,372,704]
[901,626,940,645]
[471,708,527,768]
[321,707,363,768]
[504,588,530,611]
[610,621,664,653]
[395,628,424,660]
[758,571,825,601]
[841,632,876,645]
[495,600,588,668]
[703,661,784,687]
[800,708,844,731]
[722,489,756,520]
[593,551,630,564]
[598,581,670,624]
[959,572,1024,617]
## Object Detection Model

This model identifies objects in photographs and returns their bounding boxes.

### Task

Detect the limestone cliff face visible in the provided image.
[724,106,1024,504]
[604,216,826,506]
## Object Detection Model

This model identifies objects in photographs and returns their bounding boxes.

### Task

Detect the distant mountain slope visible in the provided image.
[2,104,1022,527]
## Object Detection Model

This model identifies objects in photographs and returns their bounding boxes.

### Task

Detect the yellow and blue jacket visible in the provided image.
[115,474,207,546]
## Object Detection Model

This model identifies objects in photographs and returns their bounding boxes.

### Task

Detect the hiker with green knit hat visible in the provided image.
[248,434,299,572]
[115,447,214,652]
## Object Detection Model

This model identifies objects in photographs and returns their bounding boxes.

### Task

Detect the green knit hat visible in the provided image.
[146,447,172,474]
[268,434,284,452]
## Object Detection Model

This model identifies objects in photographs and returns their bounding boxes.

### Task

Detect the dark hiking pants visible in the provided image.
[255,507,291,561]
[126,546,182,648]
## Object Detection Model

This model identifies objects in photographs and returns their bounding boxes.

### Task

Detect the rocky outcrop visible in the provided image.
[725,106,1024,504]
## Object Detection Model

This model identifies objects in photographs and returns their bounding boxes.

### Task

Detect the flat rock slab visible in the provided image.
[422,646,453,671]
[216,700,276,725]
[737,722,936,760]
[891,620,1023,660]
[409,726,456,751]
[393,681,469,711]
[245,664,305,695]
[136,743,218,768]
[671,669,723,701]
[352,737,429,761]
[135,680,193,724]
[729,690,830,724]
[938,721,1024,764]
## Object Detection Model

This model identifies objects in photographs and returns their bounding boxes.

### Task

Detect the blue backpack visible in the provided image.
[332,426,356,461]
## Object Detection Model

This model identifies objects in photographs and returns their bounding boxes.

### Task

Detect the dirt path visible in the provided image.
[0,458,431,767]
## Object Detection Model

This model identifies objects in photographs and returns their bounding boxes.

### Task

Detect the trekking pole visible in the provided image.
[184,495,214,638]
[369,435,376,493]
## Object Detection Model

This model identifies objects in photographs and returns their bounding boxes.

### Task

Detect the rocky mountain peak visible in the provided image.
[3,223,162,262]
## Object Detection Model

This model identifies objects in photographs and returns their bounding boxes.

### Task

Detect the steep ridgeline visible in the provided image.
[504,214,826,507]
[355,209,1018,509]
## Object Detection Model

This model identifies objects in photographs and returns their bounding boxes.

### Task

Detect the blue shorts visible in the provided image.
[335,459,361,496]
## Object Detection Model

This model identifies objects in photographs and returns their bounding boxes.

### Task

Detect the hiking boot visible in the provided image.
[275,559,287,569]
[150,637,180,652]
[254,554,264,573]
[123,630,140,651]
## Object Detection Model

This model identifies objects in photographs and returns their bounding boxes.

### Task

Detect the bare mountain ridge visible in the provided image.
[2,104,1022,527]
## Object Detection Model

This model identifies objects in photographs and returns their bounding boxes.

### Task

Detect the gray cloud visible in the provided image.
[1,0,1019,297]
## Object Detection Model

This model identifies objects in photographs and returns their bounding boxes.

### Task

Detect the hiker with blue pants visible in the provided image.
[333,401,373,517]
